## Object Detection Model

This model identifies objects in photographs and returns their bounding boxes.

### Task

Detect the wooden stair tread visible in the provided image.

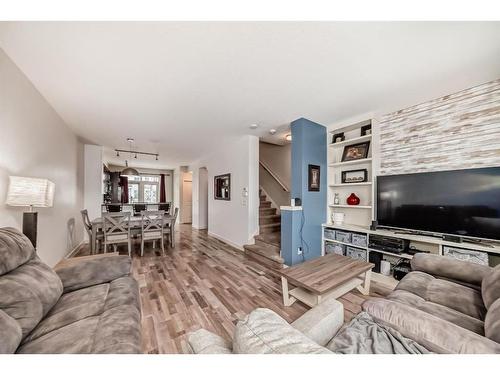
[255,232,281,247]
[259,214,281,219]
[260,222,281,229]
[243,244,284,263]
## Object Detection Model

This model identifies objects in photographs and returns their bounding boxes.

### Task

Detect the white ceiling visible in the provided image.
[1,22,499,168]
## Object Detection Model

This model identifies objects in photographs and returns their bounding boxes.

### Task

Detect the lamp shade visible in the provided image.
[6,176,55,208]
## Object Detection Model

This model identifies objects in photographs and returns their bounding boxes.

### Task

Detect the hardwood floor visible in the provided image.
[74,224,392,353]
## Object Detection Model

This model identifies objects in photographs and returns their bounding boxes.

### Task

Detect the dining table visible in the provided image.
[90,214,176,254]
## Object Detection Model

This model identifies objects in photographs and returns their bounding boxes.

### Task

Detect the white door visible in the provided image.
[182,178,192,223]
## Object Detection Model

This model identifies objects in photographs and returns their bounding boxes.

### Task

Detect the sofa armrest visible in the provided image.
[363,298,500,354]
[411,253,491,287]
[55,255,132,293]
[188,329,233,354]
[291,298,344,346]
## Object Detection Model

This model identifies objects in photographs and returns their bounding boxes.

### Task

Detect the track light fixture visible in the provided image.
[114,138,159,162]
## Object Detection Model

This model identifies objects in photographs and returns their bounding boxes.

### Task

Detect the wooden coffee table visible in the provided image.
[279,254,374,307]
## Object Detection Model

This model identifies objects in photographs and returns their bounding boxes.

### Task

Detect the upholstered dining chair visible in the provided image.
[80,209,104,253]
[106,204,122,213]
[102,212,132,256]
[158,203,171,215]
[133,204,147,216]
[140,210,165,256]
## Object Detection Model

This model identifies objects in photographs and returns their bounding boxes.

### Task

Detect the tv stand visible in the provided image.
[322,222,500,288]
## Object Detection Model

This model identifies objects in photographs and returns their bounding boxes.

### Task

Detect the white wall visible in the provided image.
[197,167,208,229]
[84,145,103,224]
[191,136,259,249]
[259,142,291,189]
[0,48,84,266]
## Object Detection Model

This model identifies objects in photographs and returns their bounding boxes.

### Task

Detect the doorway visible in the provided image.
[180,172,193,223]
[198,167,208,229]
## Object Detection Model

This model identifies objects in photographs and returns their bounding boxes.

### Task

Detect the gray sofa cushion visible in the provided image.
[388,289,484,335]
[0,254,63,340]
[0,309,22,353]
[482,265,500,309]
[17,276,141,354]
[485,298,500,344]
[55,255,132,293]
[394,271,486,321]
[188,329,233,354]
[0,227,34,276]
[233,308,331,354]
[411,253,491,286]
[363,298,500,354]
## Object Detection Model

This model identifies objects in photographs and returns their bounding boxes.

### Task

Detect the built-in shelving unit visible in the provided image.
[327,117,377,227]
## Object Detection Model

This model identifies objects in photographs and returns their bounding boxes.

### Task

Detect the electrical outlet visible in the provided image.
[297,247,303,255]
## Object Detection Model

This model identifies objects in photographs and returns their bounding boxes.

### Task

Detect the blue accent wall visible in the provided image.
[281,209,303,266]
[290,118,327,262]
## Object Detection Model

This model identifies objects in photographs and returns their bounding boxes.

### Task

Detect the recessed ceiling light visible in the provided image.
[249,124,259,129]
[285,134,292,141]
[269,129,277,135]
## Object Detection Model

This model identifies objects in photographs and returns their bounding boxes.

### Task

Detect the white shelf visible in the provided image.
[329,134,372,147]
[329,204,372,209]
[368,248,413,260]
[324,238,368,250]
[330,182,372,187]
[329,158,372,167]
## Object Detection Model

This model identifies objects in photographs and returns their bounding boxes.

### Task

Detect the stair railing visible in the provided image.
[259,160,290,193]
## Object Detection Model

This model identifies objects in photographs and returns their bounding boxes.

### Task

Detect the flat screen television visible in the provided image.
[376,167,500,241]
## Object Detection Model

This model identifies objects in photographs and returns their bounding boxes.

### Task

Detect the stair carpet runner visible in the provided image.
[243,189,285,271]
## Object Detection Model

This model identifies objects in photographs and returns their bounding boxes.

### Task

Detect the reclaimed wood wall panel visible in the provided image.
[379,79,500,175]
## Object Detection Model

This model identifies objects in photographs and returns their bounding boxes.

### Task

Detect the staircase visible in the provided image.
[243,189,285,271]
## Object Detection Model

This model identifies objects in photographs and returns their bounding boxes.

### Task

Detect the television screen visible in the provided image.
[376,167,500,241]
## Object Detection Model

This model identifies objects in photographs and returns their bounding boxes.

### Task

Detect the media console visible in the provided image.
[321,222,500,287]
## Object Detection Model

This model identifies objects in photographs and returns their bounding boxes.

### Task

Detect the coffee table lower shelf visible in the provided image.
[281,271,371,308]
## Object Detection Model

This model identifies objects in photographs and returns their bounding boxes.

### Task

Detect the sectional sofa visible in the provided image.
[0,227,141,354]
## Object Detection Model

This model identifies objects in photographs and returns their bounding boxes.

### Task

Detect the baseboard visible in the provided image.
[65,240,86,259]
[208,231,244,251]
[192,224,208,230]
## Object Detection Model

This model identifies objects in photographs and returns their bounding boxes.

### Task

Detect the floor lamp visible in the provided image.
[5,176,55,248]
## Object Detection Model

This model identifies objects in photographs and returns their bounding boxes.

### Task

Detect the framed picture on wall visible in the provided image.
[308,164,320,192]
[214,173,231,200]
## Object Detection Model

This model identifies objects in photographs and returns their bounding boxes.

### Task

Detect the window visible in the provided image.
[126,175,161,203]
[128,183,140,203]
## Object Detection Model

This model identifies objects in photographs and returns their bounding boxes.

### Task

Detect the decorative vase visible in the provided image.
[346,193,360,205]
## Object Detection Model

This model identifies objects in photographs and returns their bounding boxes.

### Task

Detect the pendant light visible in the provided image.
[120,138,139,176]
[120,160,139,177]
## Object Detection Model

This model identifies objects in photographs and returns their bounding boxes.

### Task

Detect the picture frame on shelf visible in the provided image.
[332,132,345,144]
[308,164,320,192]
[341,169,368,184]
[341,141,370,162]
[361,124,372,136]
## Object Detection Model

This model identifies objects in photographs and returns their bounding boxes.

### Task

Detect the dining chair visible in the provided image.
[80,209,104,253]
[140,210,165,256]
[165,207,179,248]
[134,204,146,216]
[102,212,132,256]
[107,204,122,213]
[158,203,171,215]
